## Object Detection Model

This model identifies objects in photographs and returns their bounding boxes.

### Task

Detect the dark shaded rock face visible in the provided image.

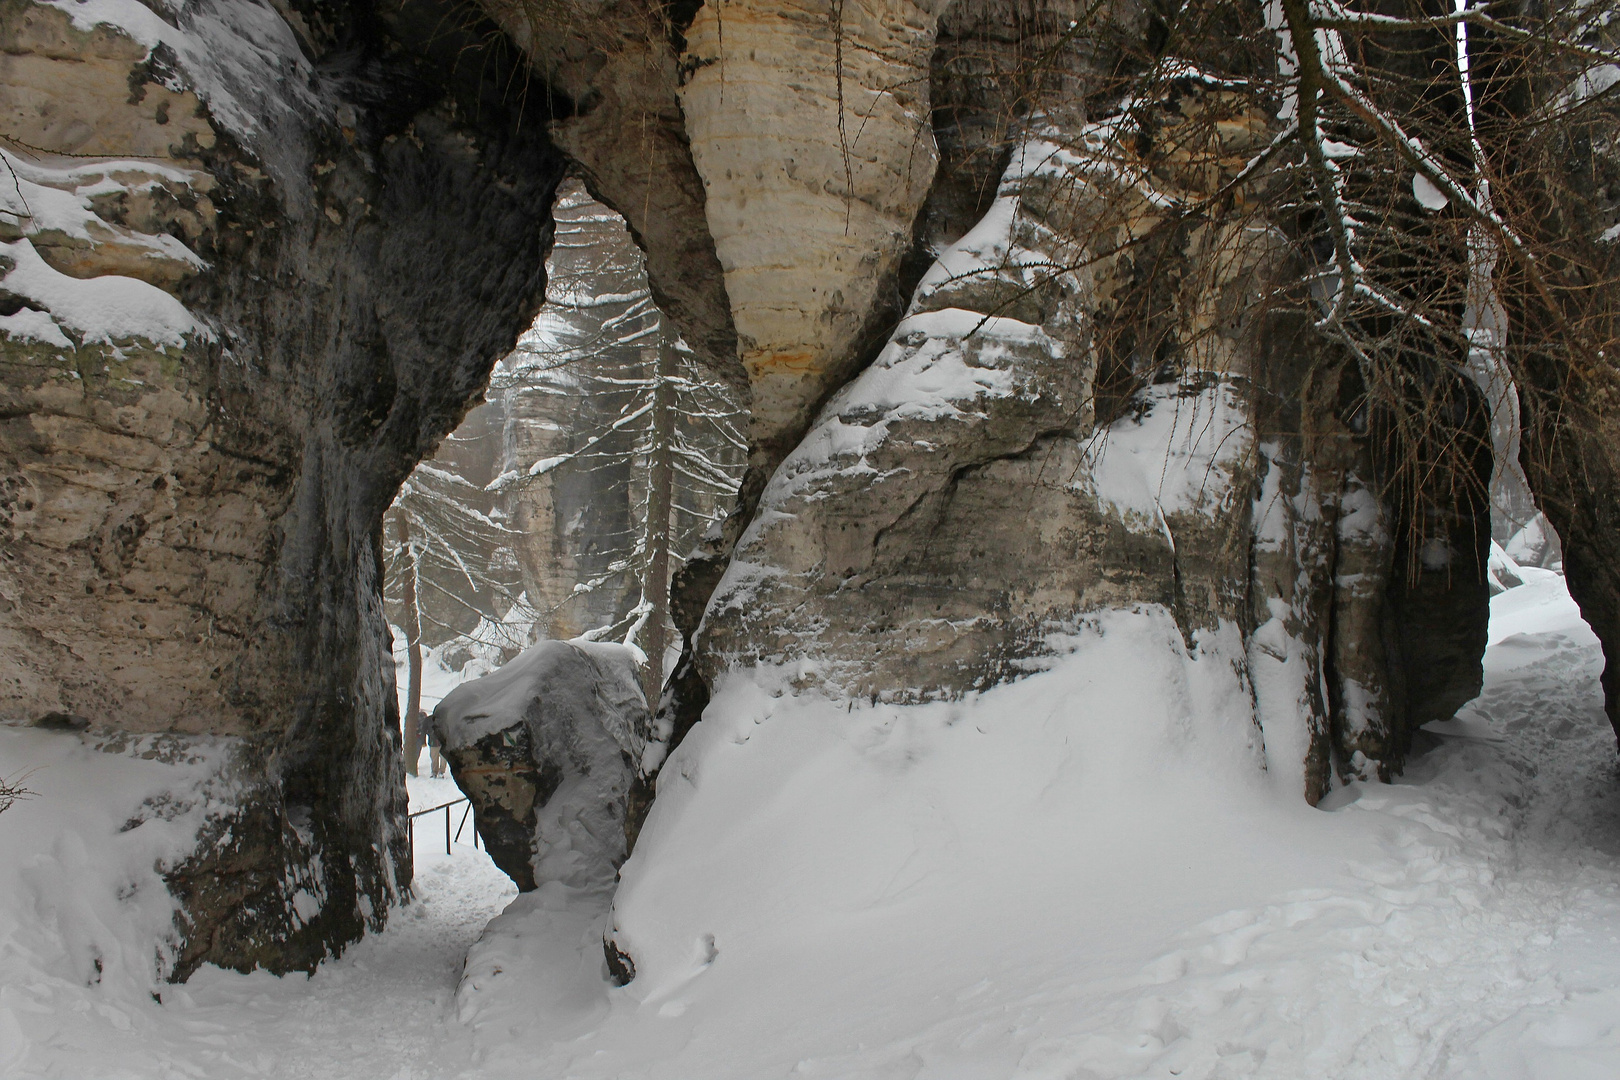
[430,640,649,892]
[1248,313,1492,802]
[0,0,561,975]
[1498,80,1620,748]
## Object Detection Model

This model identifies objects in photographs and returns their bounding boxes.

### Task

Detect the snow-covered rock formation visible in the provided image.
[430,640,649,893]
[6,0,1618,990]
[683,67,1491,808]
[1,0,560,975]
[696,125,1256,700]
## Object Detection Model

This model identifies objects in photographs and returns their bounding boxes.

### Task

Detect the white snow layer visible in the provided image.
[0,757,515,1078]
[1085,380,1252,521]
[0,153,208,269]
[429,639,648,891]
[0,727,235,1073]
[5,572,1620,1078]
[430,638,645,762]
[38,0,316,151]
[0,238,204,347]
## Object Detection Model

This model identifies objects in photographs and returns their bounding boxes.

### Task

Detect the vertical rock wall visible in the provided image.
[1489,32,1620,747]
[695,123,1254,699]
[678,0,945,462]
[1,0,562,975]
[675,52,1492,802]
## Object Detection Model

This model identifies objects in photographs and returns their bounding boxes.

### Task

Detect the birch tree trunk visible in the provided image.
[641,333,678,707]
[397,514,425,777]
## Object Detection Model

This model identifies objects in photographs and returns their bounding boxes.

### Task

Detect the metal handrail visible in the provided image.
[408,797,467,818]
[406,796,477,855]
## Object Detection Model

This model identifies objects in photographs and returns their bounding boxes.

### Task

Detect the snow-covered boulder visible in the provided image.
[431,640,650,893]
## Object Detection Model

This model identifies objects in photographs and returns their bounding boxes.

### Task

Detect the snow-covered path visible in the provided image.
[963,571,1620,1080]
[456,568,1620,1080]
[4,569,1620,1079]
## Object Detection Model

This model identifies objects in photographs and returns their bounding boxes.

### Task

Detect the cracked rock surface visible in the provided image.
[1,0,562,975]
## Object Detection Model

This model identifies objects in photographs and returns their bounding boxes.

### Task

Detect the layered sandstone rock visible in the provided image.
[687,64,1491,798]
[0,0,1522,986]
[477,0,741,384]
[1,0,561,975]
[694,101,1265,700]
[677,0,946,462]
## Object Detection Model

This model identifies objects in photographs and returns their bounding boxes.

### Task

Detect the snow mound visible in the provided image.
[6,571,1620,1080]
[0,724,234,1076]
[454,575,1620,1079]
[432,639,646,764]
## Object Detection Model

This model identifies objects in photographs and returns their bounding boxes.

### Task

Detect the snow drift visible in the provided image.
[0,726,233,1074]
[457,562,1620,1079]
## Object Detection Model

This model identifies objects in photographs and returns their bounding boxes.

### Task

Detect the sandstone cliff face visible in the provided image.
[1,0,561,975]
[600,30,1498,974]
[685,62,1491,800]
[696,126,1252,699]
[476,0,740,386]
[0,0,1537,983]
[678,0,945,462]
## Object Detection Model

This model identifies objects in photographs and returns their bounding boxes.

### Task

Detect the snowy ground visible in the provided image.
[4,567,1620,1079]
[0,762,513,1079]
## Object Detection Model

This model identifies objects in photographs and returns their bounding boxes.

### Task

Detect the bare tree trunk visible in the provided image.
[641,333,677,707]
[396,513,424,777]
